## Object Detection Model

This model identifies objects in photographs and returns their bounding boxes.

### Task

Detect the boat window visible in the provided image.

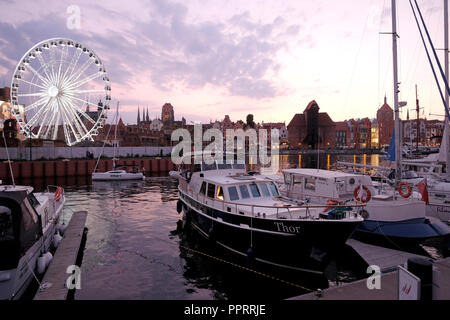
[259,183,271,197]
[0,205,14,241]
[305,177,316,191]
[293,175,302,185]
[207,183,216,198]
[216,186,224,200]
[27,193,40,208]
[200,182,207,195]
[202,162,217,171]
[239,185,250,199]
[249,183,261,197]
[228,186,239,201]
[218,162,233,170]
[20,199,41,252]
[284,174,290,184]
[233,161,245,170]
[268,182,279,196]
[192,164,201,172]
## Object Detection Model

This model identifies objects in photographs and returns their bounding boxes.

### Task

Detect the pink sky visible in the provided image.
[0,0,448,125]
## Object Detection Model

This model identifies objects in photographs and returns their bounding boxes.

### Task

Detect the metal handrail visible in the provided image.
[183,186,366,211]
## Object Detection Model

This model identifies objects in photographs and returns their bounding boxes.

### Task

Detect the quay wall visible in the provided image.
[0,146,173,161]
[0,157,176,180]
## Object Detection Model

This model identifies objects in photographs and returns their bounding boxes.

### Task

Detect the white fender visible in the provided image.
[36,252,53,274]
[58,224,68,236]
[52,233,63,249]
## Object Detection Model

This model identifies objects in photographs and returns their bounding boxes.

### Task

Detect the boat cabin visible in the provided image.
[0,187,42,270]
[281,168,375,200]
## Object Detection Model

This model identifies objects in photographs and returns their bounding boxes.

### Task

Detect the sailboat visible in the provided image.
[92,102,145,181]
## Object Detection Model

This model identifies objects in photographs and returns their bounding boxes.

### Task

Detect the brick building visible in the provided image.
[376,96,394,147]
[287,100,336,149]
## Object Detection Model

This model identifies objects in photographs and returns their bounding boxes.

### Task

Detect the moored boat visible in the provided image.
[171,154,364,272]
[0,184,65,300]
[278,168,450,247]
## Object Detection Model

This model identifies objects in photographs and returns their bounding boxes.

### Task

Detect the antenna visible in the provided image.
[409,84,424,152]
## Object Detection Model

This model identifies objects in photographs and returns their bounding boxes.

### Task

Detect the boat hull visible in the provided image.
[0,193,65,300]
[353,217,450,247]
[92,172,144,181]
[426,203,450,225]
[179,193,362,271]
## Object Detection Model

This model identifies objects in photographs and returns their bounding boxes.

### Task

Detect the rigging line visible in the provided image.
[409,0,449,120]
[377,0,387,107]
[413,0,450,119]
[405,0,438,101]
[341,6,371,112]
[93,108,118,173]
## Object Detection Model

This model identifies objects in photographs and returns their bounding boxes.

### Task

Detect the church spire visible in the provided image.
[137,105,141,125]
[146,106,150,122]
[384,94,387,105]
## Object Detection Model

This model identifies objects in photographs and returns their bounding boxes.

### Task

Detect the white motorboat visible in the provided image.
[0,184,65,300]
[279,168,450,247]
[92,168,145,181]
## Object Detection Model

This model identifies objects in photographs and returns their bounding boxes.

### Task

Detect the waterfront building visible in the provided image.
[376,96,394,147]
[371,119,379,148]
[335,121,351,148]
[287,100,336,149]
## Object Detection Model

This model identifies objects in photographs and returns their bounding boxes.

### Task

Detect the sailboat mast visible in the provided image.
[392,0,402,185]
[416,84,420,153]
[113,101,119,169]
[445,0,450,180]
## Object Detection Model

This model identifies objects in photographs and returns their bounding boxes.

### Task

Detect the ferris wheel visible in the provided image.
[10,38,111,146]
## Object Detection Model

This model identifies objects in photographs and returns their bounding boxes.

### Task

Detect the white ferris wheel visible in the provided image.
[10,38,111,146]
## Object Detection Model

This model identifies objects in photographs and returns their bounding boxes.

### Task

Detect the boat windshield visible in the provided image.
[202,162,217,171]
[232,161,245,170]
[0,205,14,242]
[217,161,233,170]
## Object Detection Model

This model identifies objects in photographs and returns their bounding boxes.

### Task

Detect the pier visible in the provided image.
[346,239,429,273]
[289,240,450,300]
[34,211,87,300]
[290,258,450,300]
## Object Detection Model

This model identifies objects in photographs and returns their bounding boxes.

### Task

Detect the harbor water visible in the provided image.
[15,153,443,299]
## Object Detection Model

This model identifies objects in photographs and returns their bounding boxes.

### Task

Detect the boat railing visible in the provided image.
[184,187,365,220]
[279,189,353,203]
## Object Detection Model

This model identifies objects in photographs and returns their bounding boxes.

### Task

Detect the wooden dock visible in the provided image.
[346,239,430,273]
[34,211,87,300]
[290,257,450,300]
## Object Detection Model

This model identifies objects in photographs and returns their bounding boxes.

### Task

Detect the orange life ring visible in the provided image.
[353,185,371,203]
[397,182,412,198]
[55,186,63,201]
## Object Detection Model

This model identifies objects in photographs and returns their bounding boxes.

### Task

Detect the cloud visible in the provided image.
[0,0,306,101]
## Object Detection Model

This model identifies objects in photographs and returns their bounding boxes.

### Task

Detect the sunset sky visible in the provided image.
[0,0,449,125]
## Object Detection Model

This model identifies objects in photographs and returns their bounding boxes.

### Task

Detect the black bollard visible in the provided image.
[407,257,433,300]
